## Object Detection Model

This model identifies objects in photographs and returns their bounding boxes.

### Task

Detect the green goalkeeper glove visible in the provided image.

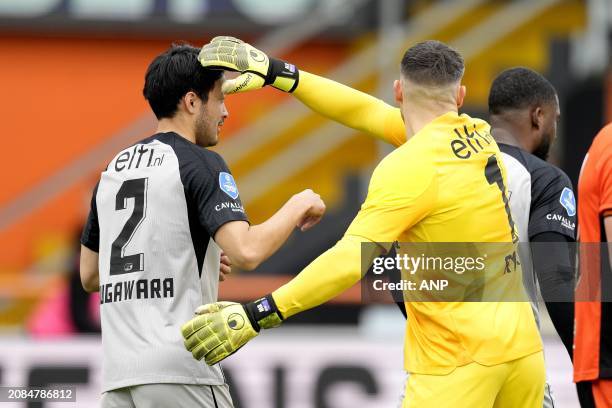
[199,36,299,94]
[181,295,283,365]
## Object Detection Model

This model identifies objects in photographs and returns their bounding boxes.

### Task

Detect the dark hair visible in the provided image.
[400,40,464,86]
[488,67,557,115]
[143,43,222,119]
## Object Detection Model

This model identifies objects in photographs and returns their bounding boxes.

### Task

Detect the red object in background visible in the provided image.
[27,281,99,337]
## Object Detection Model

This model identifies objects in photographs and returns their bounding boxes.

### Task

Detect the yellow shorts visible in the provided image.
[403,351,545,408]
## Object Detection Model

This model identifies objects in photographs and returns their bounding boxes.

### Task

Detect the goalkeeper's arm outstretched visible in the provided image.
[199,36,407,147]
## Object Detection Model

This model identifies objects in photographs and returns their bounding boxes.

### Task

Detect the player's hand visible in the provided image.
[219,252,231,282]
[181,296,283,365]
[291,189,326,232]
[199,36,299,94]
[182,302,258,365]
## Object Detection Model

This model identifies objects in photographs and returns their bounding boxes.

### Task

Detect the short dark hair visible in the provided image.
[143,43,222,119]
[400,40,464,86]
[488,67,557,115]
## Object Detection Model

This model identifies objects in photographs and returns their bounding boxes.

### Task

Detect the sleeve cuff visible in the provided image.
[600,203,612,217]
[209,216,250,240]
[528,226,575,241]
[80,238,99,252]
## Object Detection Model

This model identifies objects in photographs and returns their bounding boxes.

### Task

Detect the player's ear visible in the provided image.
[183,91,199,114]
[393,79,403,104]
[457,85,466,108]
[531,106,543,130]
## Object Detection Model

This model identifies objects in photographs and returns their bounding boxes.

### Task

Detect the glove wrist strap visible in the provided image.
[244,294,284,331]
[267,58,300,93]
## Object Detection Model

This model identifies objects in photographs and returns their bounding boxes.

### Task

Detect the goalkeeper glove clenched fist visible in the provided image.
[199,36,299,94]
[181,295,283,365]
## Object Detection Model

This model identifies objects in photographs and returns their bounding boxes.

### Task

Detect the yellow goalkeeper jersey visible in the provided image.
[273,71,542,375]
[344,111,541,374]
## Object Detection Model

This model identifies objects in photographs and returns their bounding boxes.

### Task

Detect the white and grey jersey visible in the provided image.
[81,132,248,392]
[500,144,577,311]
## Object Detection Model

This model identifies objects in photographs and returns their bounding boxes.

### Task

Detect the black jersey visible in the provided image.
[500,144,576,241]
[500,143,576,340]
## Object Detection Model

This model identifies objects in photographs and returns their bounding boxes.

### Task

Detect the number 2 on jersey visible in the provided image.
[485,155,518,243]
[110,178,148,275]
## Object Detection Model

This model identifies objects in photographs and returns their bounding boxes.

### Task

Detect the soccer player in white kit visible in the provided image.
[79,44,326,408]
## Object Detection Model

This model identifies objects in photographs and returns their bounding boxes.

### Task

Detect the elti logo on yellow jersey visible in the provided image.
[450,125,494,159]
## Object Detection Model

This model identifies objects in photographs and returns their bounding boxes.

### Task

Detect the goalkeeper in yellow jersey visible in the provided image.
[182,38,545,407]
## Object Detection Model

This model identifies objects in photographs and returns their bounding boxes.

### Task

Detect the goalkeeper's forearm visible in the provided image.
[200,36,405,146]
[181,235,380,366]
[293,71,404,147]
[272,235,378,318]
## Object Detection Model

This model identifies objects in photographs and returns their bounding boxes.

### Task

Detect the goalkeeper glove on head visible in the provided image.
[181,294,283,365]
[199,36,299,94]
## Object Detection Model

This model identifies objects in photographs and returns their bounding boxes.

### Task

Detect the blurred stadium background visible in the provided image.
[0,0,611,406]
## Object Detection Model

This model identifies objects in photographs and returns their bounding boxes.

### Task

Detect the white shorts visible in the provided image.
[101,383,233,408]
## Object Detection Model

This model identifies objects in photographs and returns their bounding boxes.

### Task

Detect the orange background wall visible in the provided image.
[0,35,348,271]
